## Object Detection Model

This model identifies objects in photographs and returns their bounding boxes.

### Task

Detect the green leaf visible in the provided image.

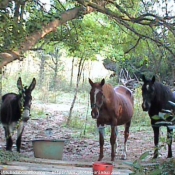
[124,161,135,167]
[149,169,161,175]
[139,151,150,160]
[124,161,142,170]
[152,115,161,120]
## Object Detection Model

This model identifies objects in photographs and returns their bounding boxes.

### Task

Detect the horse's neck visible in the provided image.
[102,84,115,106]
[103,84,114,98]
[153,89,174,110]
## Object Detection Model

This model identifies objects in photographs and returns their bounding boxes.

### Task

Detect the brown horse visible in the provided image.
[89,78,134,161]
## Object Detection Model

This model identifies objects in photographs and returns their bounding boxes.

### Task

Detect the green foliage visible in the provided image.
[127,152,175,175]
[0,150,24,163]
[1,0,175,83]
[152,113,175,123]
[132,88,150,127]
[0,17,27,51]
[31,109,47,120]
[63,12,124,61]
[124,151,152,174]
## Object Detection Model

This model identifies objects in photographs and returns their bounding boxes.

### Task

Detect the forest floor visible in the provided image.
[0,102,175,172]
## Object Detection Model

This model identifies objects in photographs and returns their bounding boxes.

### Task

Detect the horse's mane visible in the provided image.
[154,82,173,103]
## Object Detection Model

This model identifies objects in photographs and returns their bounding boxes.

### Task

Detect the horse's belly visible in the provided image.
[115,103,133,125]
[117,115,132,125]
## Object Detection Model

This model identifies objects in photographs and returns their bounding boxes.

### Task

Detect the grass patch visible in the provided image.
[132,88,150,127]
[31,109,47,119]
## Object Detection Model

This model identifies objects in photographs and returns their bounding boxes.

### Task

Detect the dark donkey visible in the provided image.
[141,75,175,158]
[89,78,134,161]
[0,77,36,152]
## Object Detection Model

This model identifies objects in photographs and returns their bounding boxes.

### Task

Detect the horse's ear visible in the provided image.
[89,78,94,87]
[101,78,105,86]
[17,77,23,90]
[152,76,155,83]
[141,74,146,83]
[28,78,36,91]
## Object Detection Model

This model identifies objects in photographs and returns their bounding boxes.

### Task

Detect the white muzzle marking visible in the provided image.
[22,109,30,121]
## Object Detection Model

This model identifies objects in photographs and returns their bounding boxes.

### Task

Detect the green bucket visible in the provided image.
[32,139,65,160]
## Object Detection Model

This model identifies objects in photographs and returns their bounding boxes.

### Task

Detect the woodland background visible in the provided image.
[1,1,175,174]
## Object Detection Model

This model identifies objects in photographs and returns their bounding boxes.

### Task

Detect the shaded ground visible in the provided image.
[0,102,175,165]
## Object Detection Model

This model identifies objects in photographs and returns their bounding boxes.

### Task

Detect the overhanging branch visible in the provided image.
[77,0,175,57]
[0,6,84,69]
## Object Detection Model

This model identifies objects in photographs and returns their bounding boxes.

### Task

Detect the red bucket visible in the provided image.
[92,162,113,175]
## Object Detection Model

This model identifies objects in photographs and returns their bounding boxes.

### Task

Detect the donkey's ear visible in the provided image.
[89,78,94,87]
[101,78,105,86]
[28,78,36,91]
[152,76,155,83]
[141,74,146,83]
[17,77,23,90]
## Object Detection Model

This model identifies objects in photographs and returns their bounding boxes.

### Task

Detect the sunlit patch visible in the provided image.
[118,105,123,117]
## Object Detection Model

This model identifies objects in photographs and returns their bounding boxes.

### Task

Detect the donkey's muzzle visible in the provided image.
[22,109,30,122]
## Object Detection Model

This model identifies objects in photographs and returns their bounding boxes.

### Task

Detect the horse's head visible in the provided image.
[141,75,156,111]
[89,78,105,119]
[17,77,36,122]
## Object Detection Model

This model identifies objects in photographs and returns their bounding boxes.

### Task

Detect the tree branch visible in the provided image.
[0,6,84,69]
[77,0,175,57]
[125,37,142,54]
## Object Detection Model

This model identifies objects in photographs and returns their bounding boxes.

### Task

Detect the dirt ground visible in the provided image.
[0,102,175,165]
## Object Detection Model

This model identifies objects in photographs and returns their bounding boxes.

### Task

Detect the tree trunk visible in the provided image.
[171,65,175,84]
[83,94,90,136]
[70,58,74,87]
[0,70,2,106]
[53,61,58,90]
[66,57,86,126]
[39,55,45,89]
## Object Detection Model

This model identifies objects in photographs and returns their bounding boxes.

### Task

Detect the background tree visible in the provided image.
[1,0,175,90]
[37,51,47,89]
[46,48,64,91]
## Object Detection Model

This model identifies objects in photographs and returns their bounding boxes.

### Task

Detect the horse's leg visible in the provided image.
[152,126,160,158]
[121,121,131,160]
[98,125,105,161]
[110,125,117,161]
[167,127,173,158]
[4,126,13,151]
[16,122,24,152]
[115,127,118,154]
